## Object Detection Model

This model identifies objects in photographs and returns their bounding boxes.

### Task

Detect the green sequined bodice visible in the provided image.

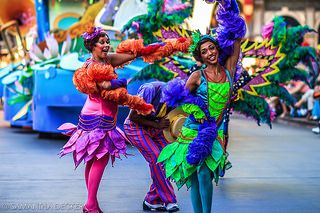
[196,74,230,120]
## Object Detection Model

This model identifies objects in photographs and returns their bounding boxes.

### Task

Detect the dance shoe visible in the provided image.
[82,205,103,213]
[166,203,179,212]
[142,200,166,211]
[312,127,320,134]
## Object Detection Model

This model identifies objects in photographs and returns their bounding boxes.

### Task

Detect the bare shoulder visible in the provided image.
[186,70,201,91]
[189,70,201,81]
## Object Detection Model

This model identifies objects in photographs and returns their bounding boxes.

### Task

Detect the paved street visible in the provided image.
[0,113,320,213]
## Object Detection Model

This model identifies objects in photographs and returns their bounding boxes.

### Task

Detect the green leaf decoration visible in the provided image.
[174,144,188,166]
[166,156,179,178]
[205,156,220,173]
[7,94,31,105]
[157,142,179,163]
[182,160,196,179]
[171,168,181,182]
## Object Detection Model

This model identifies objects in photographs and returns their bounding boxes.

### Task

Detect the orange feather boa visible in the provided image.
[116,37,192,63]
[73,62,153,115]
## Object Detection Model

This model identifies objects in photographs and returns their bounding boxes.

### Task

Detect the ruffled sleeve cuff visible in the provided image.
[116,39,144,56]
[180,104,205,119]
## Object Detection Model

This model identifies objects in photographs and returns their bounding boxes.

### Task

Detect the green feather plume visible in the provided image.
[188,30,201,53]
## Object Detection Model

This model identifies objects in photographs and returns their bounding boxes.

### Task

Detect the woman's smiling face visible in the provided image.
[92,35,111,59]
[200,41,219,65]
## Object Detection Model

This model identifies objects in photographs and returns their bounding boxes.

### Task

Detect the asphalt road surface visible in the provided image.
[0,115,319,213]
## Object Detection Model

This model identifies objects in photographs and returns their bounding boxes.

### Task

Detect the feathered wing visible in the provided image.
[232,16,319,126]
[121,1,319,127]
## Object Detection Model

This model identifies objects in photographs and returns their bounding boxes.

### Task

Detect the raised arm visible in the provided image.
[213,0,246,77]
[225,39,241,77]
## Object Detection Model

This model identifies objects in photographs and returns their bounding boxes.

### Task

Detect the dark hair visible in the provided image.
[192,37,220,62]
[83,31,108,52]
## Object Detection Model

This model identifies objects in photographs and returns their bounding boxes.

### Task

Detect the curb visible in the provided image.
[231,113,318,129]
[275,116,318,129]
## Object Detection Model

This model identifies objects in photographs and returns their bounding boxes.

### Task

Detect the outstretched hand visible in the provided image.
[204,0,221,4]
[196,117,207,124]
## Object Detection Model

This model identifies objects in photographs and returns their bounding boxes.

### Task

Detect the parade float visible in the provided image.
[1,0,186,133]
[0,0,35,127]
[0,0,110,132]
[29,0,153,133]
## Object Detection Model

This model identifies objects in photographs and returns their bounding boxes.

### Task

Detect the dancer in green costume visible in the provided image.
[158,36,240,213]
[157,1,246,212]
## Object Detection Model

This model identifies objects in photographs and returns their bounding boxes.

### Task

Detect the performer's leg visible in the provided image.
[190,172,203,213]
[85,159,102,212]
[124,122,176,204]
[85,154,109,210]
[146,184,163,204]
[198,164,213,213]
[149,162,177,204]
[124,122,162,204]
[152,129,167,150]
[85,159,94,189]
[152,130,177,204]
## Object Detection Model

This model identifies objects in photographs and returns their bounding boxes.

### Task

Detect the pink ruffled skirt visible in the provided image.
[59,114,129,168]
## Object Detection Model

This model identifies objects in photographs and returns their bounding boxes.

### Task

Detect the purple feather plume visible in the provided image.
[214,0,246,65]
[216,0,246,49]
[162,77,191,107]
[186,119,218,165]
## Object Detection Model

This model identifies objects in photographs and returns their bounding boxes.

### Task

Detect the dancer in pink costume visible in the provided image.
[58,26,157,213]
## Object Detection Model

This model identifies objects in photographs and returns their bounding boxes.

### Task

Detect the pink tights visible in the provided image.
[84,154,109,211]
